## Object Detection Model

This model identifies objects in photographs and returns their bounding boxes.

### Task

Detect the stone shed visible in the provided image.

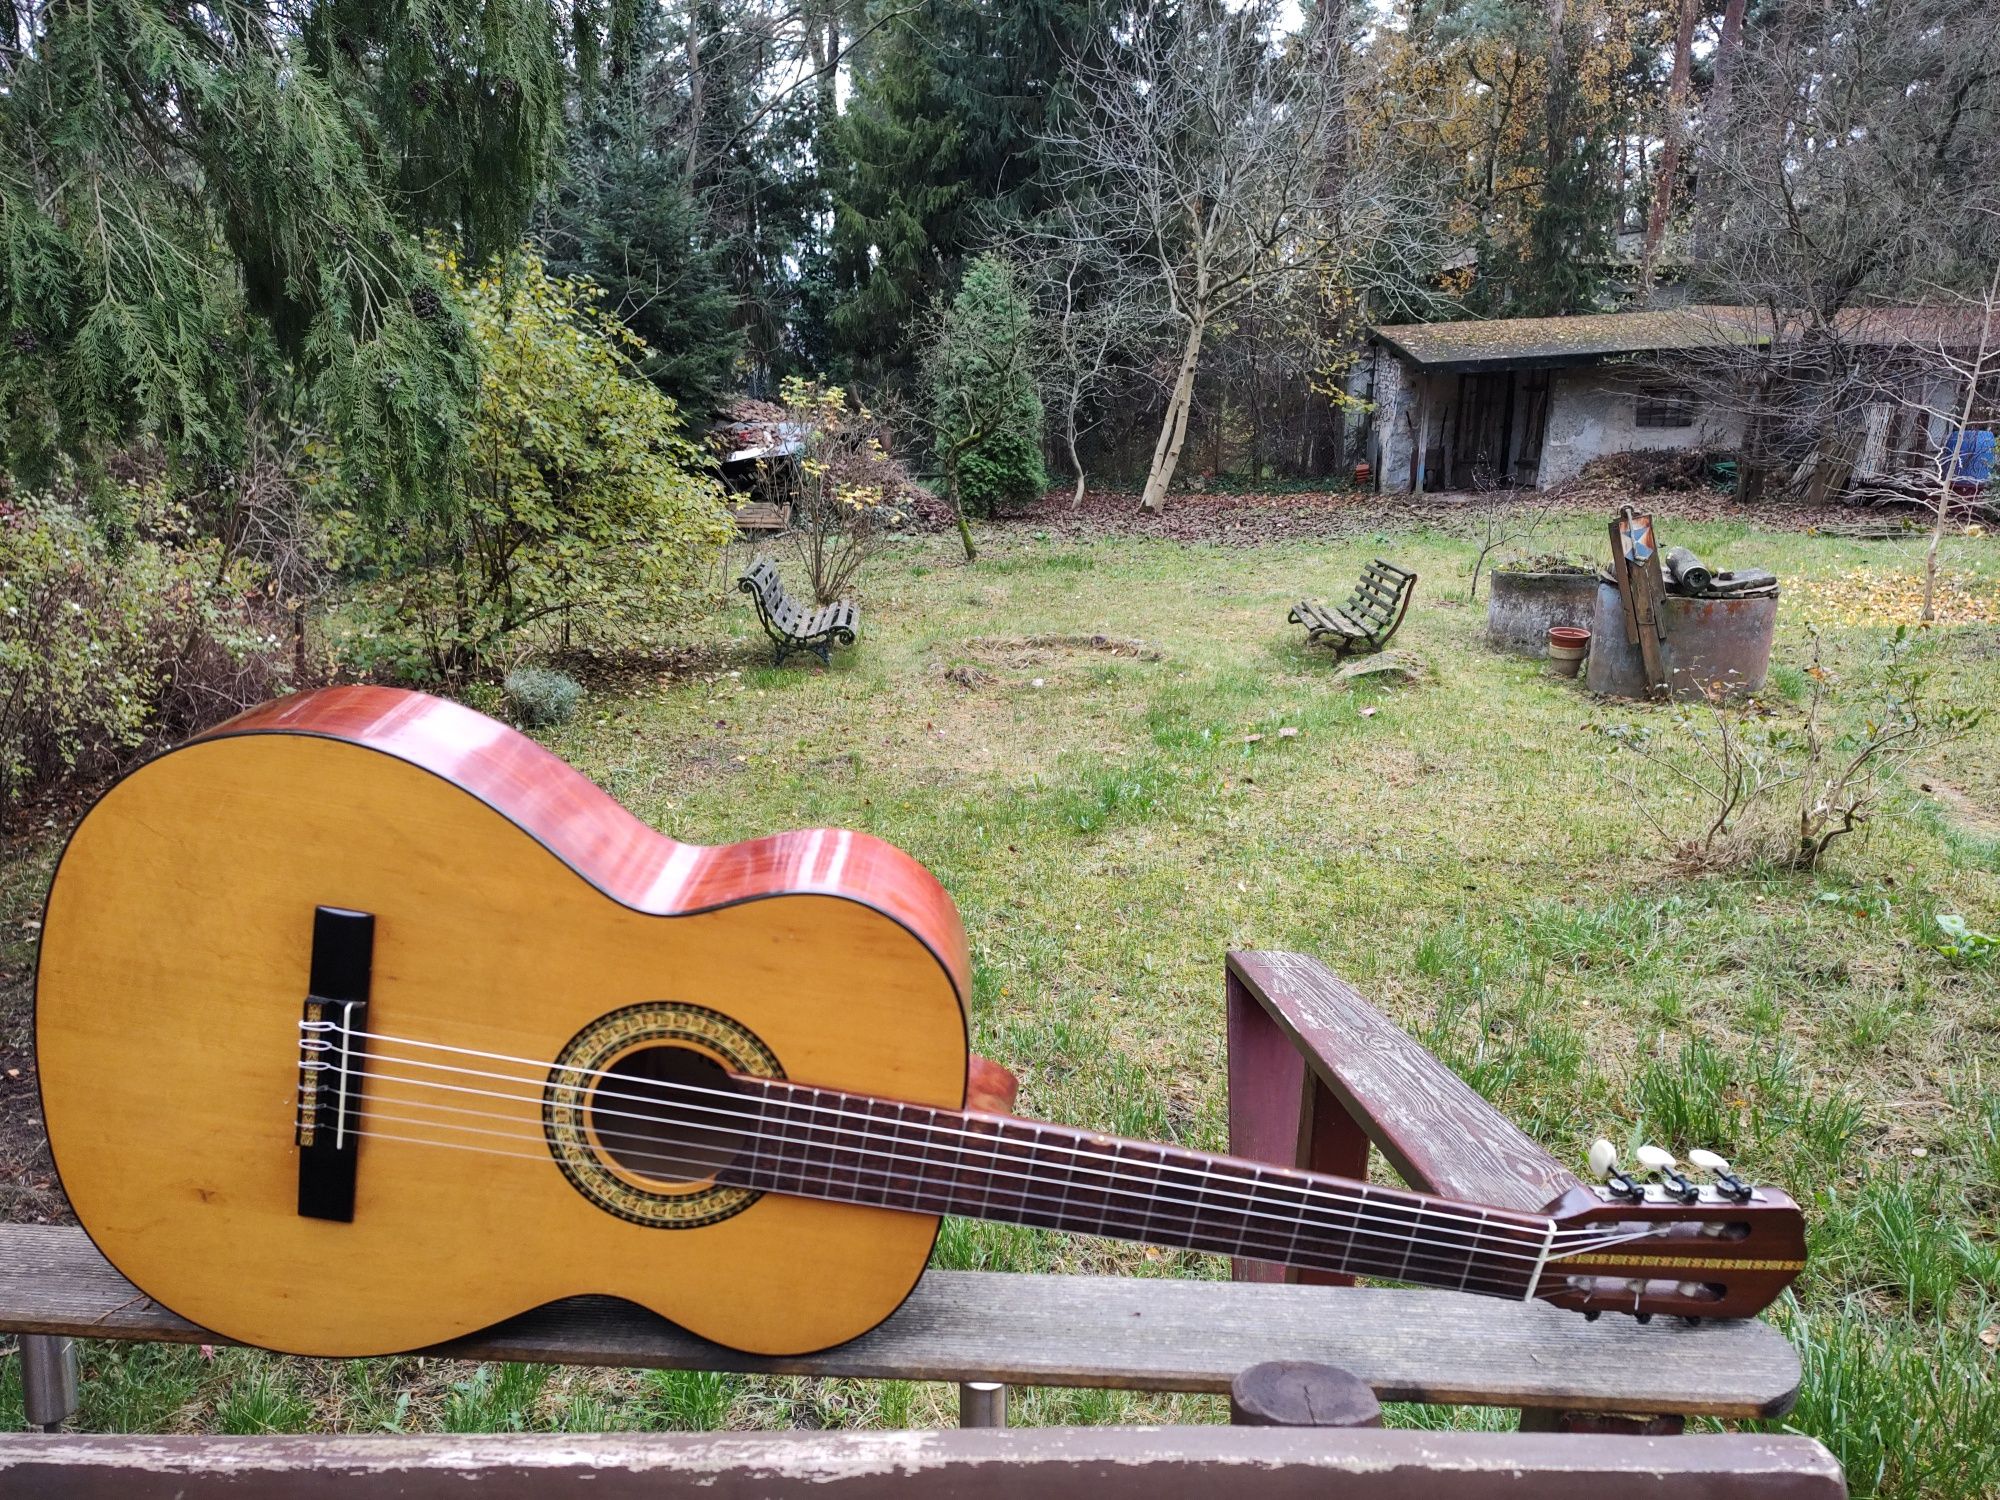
[1362,309,1753,493]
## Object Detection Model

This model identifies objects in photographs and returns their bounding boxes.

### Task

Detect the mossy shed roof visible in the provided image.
[1372,304,1997,374]
[1371,308,1765,373]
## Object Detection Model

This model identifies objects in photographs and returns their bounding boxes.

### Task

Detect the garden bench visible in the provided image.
[737,557,857,666]
[0,1428,1845,1499]
[1290,559,1417,658]
[4,952,1807,1482]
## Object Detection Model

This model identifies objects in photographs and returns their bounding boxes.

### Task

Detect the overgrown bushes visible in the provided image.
[0,488,290,811]
[340,250,734,681]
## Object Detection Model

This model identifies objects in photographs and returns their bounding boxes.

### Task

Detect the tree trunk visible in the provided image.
[1641,0,1699,290]
[944,443,979,562]
[1067,398,1088,508]
[1691,0,1747,265]
[1141,311,1208,512]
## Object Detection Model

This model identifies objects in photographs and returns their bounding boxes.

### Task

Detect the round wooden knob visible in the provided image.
[1229,1361,1383,1428]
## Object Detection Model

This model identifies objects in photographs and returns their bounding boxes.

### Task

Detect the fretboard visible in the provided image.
[721,1078,1553,1301]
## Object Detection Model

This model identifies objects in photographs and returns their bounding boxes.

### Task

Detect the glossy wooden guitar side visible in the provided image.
[36,687,971,1357]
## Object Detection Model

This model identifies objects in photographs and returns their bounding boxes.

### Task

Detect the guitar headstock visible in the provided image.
[1538,1142,1806,1321]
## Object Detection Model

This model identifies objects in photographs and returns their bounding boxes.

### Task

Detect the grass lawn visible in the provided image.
[3,504,1997,1497]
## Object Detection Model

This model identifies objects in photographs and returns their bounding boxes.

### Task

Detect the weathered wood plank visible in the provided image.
[1225,952,1583,1215]
[0,1225,1798,1416]
[0,1431,1848,1499]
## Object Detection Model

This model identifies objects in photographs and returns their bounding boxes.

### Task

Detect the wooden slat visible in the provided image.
[0,1226,1797,1416]
[1225,952,1583,1216]
[0,1431,1848,1499]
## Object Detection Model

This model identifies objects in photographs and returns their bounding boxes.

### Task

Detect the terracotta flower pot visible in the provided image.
[1547,626,1590,678]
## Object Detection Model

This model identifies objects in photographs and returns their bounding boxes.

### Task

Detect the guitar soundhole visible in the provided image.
[589,1045,747,1186]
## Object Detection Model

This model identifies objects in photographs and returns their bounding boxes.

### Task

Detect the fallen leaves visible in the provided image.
[1791,566,2000,628]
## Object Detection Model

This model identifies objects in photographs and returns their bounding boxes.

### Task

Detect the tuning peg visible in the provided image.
[1591,1138,1645,1201]
[1688,1147,1754,1203]
[1636,1143,1699,1204]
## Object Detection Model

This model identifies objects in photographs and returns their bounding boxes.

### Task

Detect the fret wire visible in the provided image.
[341,1095,1537,1295]
[718,1144,1531,1296]
[341,1030,1554,1252]
[376,1064,1544,1272]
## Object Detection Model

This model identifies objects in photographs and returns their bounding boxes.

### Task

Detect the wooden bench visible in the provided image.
[737,557,858,667]
[1225,950,1782,1434]
[1289,559,1417,658]
[3,952,1802,1449]
[0,1429,1847,1498]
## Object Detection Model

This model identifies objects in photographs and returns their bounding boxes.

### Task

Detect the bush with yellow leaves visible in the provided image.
[337,249,733,681]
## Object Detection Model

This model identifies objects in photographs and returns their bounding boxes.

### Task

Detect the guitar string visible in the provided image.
[301,1061,1666,1265]
[316,1088,1665,1264]
[307,1075,1560,1271]
[306,1029,1669,1257]
[308,1022,1639,1250]
[307,1090,1560,1282]
[297,1104,1557,1297]
[306,1035,1572,1258]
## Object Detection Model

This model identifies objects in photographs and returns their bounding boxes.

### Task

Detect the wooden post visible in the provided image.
[1230,1362,1382,1428]
[1226,969,1369,1286]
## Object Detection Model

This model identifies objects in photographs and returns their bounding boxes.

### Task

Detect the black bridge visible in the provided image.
[295,906,375,1222]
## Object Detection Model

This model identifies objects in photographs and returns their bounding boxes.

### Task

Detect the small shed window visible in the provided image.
[1635,387,1697,429]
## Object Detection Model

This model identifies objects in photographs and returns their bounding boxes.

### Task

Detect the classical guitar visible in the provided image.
[35,687,1805,1357]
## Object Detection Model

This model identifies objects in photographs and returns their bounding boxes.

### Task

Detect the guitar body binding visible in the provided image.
[35,687,971,1357]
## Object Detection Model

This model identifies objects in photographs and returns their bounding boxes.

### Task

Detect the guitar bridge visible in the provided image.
[295,907,374,1222]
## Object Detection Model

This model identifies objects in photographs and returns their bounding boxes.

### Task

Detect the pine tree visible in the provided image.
[928,253,1047,522]
[541,103,744,418]
[0,1,560,514]
[829,0,1098,384]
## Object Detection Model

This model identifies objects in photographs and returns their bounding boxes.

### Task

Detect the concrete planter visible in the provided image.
[1584,582,1779,701]
[1486,570,1599,655]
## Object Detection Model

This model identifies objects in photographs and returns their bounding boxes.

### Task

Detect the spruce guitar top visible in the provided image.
[34,687,1805,1357]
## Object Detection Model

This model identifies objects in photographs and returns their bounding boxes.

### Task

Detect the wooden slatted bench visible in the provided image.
[0,1429,1847,1499]
[1224,949,1791,1434]
[4,951,1802,1450]
[1290,559,1417,658]
[0,1222,1799,1426]
[737,557,858,667]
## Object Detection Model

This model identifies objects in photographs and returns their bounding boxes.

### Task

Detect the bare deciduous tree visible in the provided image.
[1040,4,1346,513]
[1017,218,1169,507]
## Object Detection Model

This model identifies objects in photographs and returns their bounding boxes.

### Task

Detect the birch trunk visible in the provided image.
[1140,311,1208,512]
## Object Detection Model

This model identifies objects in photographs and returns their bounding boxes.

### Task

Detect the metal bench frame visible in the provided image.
[1290,559,1417,658]
[737,557,858,666]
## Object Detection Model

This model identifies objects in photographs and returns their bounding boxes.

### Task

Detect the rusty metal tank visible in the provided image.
[1584,582,1779,701]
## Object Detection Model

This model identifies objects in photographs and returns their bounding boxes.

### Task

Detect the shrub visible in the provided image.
[1604,628,1982,871]
[0,488,290,810]
[341,249,734,681]
[928,255,1048,521]
[770,377,911,605]
[503,666,583,729]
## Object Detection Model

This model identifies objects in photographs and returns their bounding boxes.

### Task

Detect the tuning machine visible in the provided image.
[1588,1138,1646,1202]
[1636,1144,1700,1203]
[1688,1147,1754,1203]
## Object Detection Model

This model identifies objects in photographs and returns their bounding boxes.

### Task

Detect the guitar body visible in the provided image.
[36,687,971,1357]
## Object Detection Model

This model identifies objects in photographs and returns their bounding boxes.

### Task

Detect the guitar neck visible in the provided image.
[723,1077,1556,1302]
